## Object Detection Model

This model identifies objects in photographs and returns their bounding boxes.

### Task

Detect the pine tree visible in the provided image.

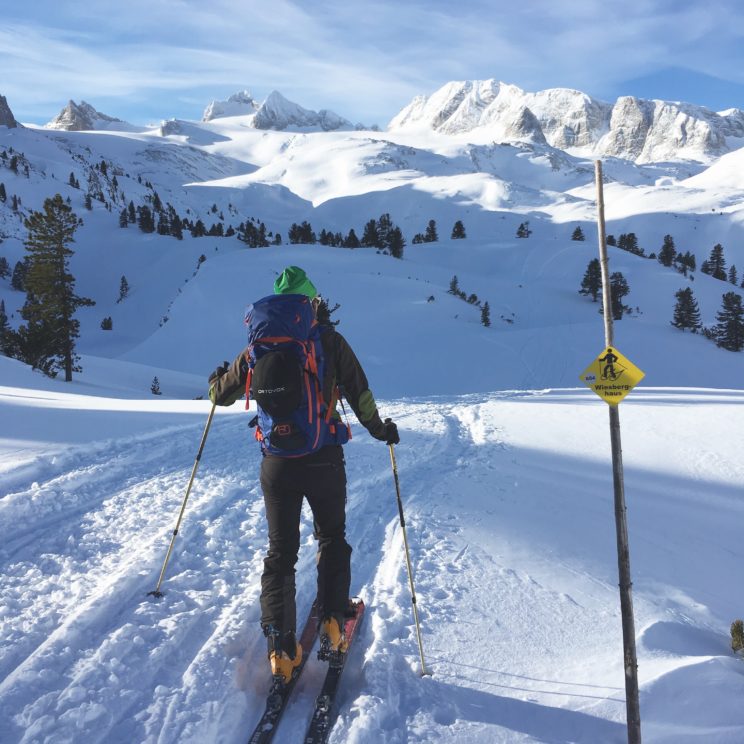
[11,259,28,291]
[0,182,7,202]
[100,316,113,330]
[0,298,13,355]
[606,234,616,246]
[451,220,466,239]
[608,272,630,320]
[388,226,405,259]
[424,219,438,243]
[0,256,10,279]
[377,213,393,248]
[481,301,491,327]
[361,219,379,247]
[137,205,156,233]
[84,193,92,210]
[712,292,744,351]
[579,258,602,301]
[729,265,738,285]
[345,228,360,248]
[119,208,128,228]
[151,376,162,395]
[19,195,94,380]
[448,275,460,295]
[117,275,130,303]
[671,287,701,331]
[708,244,727,280]
[127,201,136,223]
[571,225,585,241]
[516,221,531,238]
[658,234,676,267]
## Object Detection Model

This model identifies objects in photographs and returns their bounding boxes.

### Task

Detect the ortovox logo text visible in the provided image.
[257,386,286,395]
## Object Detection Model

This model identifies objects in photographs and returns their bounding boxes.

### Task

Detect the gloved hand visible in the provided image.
[208,361,230,385]
[381,417,400,445]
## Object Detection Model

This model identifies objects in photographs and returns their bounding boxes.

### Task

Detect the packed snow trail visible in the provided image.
[2,391,744,742]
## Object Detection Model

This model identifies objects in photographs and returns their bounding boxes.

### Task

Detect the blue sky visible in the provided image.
[2,0,744,126]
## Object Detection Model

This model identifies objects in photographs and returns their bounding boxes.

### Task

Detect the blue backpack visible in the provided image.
[243,294,350,456]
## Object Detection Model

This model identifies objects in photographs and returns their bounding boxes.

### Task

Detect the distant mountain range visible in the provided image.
[6,81,738,164]
[389,80,744,163]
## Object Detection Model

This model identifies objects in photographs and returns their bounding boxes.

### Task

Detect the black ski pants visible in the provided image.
[259,445,352,640]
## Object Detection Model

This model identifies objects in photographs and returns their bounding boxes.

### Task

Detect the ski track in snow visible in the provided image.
[2,397,744,743]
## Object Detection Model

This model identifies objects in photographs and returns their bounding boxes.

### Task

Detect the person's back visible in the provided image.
[208,265,399,682]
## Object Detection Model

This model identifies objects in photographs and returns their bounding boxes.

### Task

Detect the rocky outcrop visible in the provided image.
[46,101,128,131]
[0,95,18,128]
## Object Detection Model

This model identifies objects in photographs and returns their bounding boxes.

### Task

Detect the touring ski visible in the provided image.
[248,599,321,744]
[304,599,365,744]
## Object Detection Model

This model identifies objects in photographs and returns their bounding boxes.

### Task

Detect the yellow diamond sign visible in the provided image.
[580,346,645,405]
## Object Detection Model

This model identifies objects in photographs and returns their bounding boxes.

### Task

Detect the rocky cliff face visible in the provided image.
[389,79,744,163]
[46,101,127,131]
[0,95,18,128]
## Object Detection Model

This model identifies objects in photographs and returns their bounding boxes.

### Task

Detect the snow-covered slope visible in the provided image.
[2,81,744,743]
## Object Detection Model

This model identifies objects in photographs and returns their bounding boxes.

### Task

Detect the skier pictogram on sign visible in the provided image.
[580,346,644,405]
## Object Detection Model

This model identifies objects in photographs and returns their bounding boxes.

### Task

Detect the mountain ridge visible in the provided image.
[389,79,744,163]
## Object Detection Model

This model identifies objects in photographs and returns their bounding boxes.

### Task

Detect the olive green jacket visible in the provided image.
[209,326,386,440]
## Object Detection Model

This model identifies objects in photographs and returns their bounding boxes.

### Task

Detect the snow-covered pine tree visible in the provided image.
[451,220,466,239]
[571,225,585,241]
[151,376,162,395]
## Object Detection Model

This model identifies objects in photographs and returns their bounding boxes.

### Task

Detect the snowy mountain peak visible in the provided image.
[0,94,19,128]
[252,90,352,132]
[202,90,260,121]
[45,100,130,132]
[389,79,744,163]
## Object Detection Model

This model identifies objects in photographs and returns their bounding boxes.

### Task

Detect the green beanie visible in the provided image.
[273,266,318,297]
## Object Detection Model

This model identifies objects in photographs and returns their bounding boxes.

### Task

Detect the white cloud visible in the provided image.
[1,0,743,124]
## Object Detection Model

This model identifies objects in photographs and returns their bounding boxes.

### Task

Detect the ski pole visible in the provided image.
[387,437,430,676]
[148,401,217,598]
